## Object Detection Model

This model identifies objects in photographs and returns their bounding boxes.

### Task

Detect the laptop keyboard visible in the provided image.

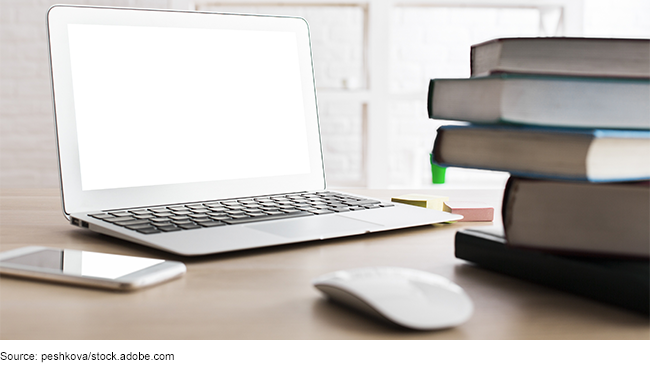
[86,191,394,234]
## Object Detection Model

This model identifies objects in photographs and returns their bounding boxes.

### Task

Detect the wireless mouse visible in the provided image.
[313,266,474,330]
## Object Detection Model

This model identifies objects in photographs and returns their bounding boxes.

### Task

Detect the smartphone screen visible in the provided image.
[1,249,164,280]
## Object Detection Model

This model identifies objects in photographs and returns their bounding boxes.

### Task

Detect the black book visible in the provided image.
[455,227,650,315]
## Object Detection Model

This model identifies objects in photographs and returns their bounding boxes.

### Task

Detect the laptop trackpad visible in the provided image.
[249,215,383,238]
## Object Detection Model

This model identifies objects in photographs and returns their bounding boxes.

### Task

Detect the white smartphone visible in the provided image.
[0,246,186,291]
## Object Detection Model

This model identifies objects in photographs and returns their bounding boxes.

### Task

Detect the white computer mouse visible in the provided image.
[312,266,473,330]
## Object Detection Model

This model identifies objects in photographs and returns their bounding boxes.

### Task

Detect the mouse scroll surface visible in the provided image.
[313,267,474,330]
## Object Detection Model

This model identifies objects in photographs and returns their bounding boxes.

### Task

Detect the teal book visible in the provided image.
[427,74,650,130]
[431,124,650,182]
[455,228,650,315]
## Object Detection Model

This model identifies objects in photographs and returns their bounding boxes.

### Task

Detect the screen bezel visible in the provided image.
[47,5,326,216]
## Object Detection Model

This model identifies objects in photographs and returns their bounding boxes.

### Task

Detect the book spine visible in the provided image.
[470,45,476,77]
[430,127,445,165]
[427,79,435,118]
[470,39,502,77]
[455,230,650,315]
[501,177,516,240]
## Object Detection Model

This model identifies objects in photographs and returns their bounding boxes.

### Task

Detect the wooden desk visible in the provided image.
[0,188,647,339]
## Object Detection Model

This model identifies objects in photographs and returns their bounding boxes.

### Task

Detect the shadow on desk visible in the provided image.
[309,298,470,339]
[454,264,649,327]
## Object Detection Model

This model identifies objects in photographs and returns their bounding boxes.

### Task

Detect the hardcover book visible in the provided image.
[455,227,650,315]
[501,178,650,259]
[471,37,650,78]
[427,74,650,129]
[431,124,650,182]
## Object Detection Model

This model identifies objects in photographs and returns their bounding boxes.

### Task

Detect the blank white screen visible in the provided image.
[67,24,311,191]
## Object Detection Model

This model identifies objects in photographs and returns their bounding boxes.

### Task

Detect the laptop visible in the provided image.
[47,5,461,256]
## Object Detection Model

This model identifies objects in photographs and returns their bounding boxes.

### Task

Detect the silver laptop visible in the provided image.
[47,5,461,256]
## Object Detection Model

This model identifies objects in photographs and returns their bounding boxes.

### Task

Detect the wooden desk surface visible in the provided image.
[1,188,648,340]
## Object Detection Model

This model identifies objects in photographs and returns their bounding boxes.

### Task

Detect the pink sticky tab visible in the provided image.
[443,201,494,222]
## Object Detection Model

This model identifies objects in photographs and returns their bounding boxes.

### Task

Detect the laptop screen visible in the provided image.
[48,6,325,214]
[67,23,311,191]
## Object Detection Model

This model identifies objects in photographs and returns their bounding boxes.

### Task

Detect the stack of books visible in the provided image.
[427,37,650,314]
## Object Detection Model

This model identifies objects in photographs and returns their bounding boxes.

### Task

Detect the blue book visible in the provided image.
[432,124,650,182]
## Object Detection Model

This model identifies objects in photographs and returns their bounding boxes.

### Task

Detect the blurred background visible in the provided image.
[1,0,649,190]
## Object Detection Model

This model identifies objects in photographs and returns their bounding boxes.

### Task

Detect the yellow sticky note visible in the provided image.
[391,194,450,211]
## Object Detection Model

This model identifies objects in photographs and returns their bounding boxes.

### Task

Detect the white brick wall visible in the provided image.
[389,6,541,187]
[585,0,650,38]
[318,100,364,186]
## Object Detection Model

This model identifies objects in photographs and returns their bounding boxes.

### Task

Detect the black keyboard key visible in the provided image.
[170,214,189,220]
[150,217,171,223]
[208,214,229,220]
[126,223,154,230]
[128,209,149,214]
[221,211,311,225]
[108,211,131,216]
[177,223,201,230]
[226,210,246,215]
[207,209,227,215]
[105,216,137,223]
[228,214,250,219]
[191,218,212,223]
[199,221,226,227]
[311,209,335,215]
[247,212,267,217]
[89,213,112,220]
[356,200,381,205]
[134,213,155,219]
[117,219,153,227]
[189,213,208,219]
[170,209,191,215]
[151,221,174,227]
[153,212,174,217]
[137,227,160,234]
[261,207,281,212]
[157,225,181,232]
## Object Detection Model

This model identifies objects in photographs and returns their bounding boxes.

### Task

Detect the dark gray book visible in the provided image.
[455,227,649,315]
[471,37,650,79]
